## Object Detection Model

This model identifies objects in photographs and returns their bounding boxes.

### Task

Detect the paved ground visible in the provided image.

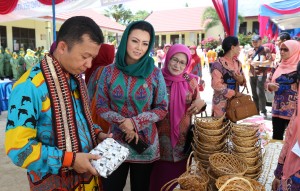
[0,66,271,190]
[1,111,29,191]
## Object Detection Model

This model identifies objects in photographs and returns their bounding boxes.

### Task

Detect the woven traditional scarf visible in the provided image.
[40,55,97,158]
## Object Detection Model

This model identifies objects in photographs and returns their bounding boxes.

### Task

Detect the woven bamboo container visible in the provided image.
[209,153,248,177]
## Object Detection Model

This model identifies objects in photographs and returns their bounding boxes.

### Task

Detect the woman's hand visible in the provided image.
[123,131,139,144]
[268,83,279,92]
[233,72,244,84]
[118,118,134,133]
[272,178,280,191]
[97,132,113,143]
[187,99,206,115]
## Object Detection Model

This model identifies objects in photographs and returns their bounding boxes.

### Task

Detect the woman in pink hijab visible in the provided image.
[265,40,299,140]
[150,44,206,191]
[271,40,300,191]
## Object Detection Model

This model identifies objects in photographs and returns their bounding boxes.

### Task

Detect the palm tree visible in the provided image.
[202,7,244,32]
[132,10,150,21]
[104,4,133,25]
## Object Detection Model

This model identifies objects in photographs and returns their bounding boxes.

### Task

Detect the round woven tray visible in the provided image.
[231,142,259,153]
[231,123,259,137]
[195,114,225,130]
[209,153,248,177]
[215,175,265,191]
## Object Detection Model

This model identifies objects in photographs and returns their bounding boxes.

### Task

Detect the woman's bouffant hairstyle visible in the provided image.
[217,36,239,57]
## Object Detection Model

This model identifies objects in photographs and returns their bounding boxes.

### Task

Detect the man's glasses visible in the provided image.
[279,48,289,52]
[170,57,187,66]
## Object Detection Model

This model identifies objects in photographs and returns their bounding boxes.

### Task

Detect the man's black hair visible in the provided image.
[279,32,291,41]
[56,16,104,50]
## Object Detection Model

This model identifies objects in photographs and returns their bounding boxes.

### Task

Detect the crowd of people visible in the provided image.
[4,15,300,191]
[0,46,48,81]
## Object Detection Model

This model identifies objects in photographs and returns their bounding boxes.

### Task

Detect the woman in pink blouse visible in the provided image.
[211,36,245,117]
[265,40,299,140]
[150,44,206,191]
[272,63,300,191]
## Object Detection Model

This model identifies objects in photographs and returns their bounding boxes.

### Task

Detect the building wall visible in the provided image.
[2,19,61,51]
[244,17,258,34]
[1,19,122,52]
[206,24,224,39]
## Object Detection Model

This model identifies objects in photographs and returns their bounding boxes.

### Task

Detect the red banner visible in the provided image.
[38,0,64,5]
[0,0,18,15]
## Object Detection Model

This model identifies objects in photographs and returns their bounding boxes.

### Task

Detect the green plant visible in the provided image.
[238,33,252,46]
[201,37,219,50]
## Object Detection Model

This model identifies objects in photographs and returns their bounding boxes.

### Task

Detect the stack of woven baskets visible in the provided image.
[206,153,248,190]
[192,115,229,168]
[230,123,263,180]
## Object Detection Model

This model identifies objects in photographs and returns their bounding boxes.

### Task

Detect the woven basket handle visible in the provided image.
[186,151,194,171]
[160,178,179,191]
[218,177,253,191]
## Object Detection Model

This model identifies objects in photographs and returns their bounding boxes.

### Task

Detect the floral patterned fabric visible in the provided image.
[96,64,168,163]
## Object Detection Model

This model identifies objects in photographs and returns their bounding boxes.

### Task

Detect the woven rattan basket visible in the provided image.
[231,133,259,141]
[232,137,259,147]
[215,175,265,191]
[246,160,263,174]
[161,152,209,191]
[193,134,226,147]
[195,141,227,152]
[231,123,259,137]
[233,153,261,166]
[217,177,253,191]
[195,120,231,136]
[196,128,229,143]
[232,142,259,153]
[231,147,261,158]
[195,114,225,129]
[244,170,262,180]
[209,153,248,177]
[192,143,226,155]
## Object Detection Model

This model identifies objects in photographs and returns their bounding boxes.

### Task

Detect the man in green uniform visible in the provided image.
[0,48,4,80]
[3,48,12,78]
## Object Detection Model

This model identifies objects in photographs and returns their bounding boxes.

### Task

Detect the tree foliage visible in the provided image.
[132,10,151,21]
[104,4,150,25]
[104,4,133,25]
[202,7,220,32]
[202,7,244,32]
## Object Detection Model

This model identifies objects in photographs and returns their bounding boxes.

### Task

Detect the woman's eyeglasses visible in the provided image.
[170,57,187,66]
[279,48,289,52]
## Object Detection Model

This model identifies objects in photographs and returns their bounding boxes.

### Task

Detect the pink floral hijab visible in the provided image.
[272,40,300,82]
[162,44,195,148]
